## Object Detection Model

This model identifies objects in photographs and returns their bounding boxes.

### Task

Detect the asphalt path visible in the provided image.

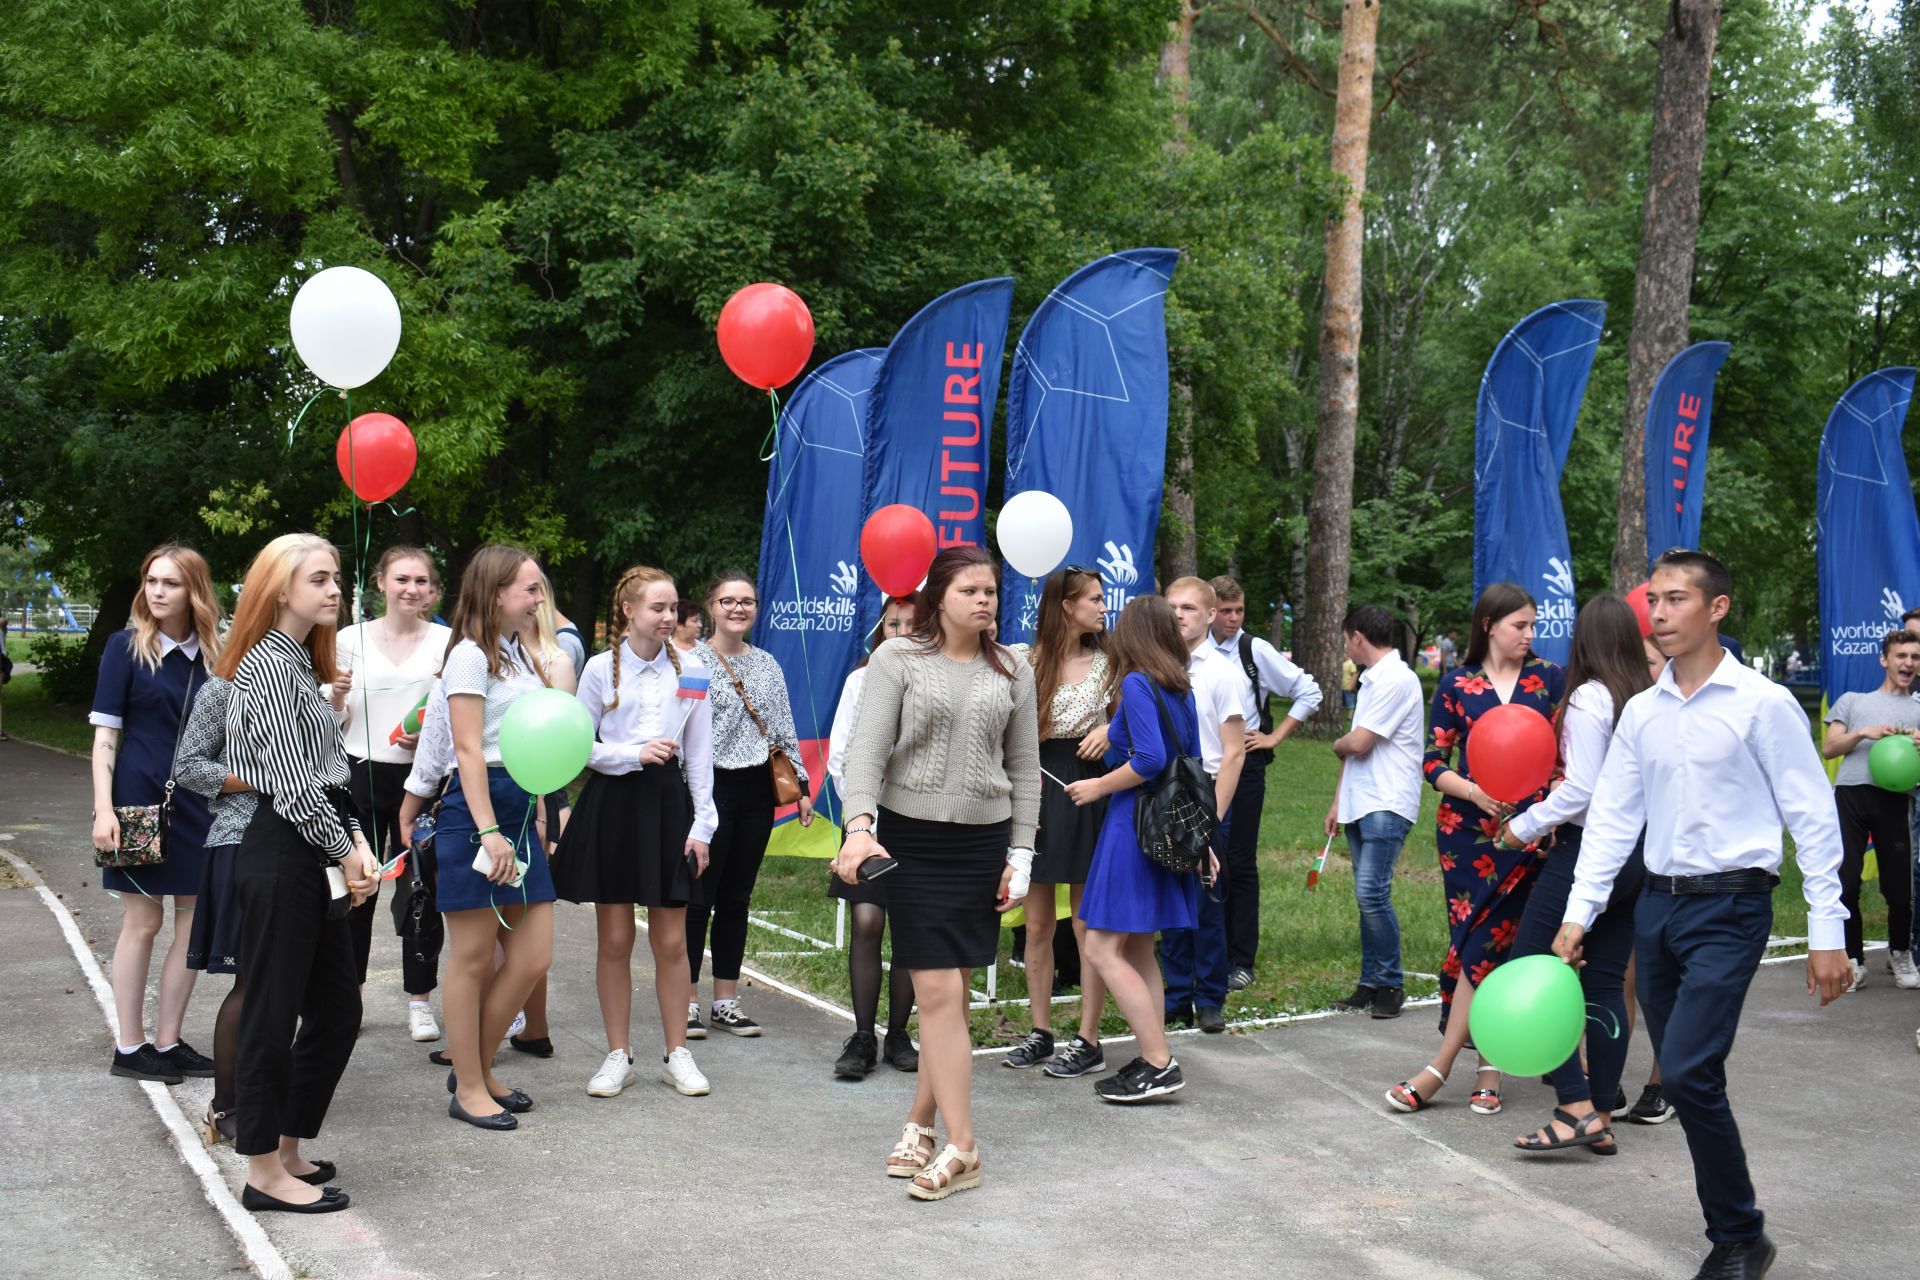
[3,736,1914,1279]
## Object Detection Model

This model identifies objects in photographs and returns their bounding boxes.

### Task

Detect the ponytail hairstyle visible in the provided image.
[909,545,1015,681]
[441,544,550,686]
[1463,581,1537,667]
[1030,566,1105,737]
[130,543,224,673]
[606,565,680,711]
[216,534,338,682]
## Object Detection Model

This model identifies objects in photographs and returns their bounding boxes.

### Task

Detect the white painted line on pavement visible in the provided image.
[637,913,859,1025]
[0,847,294,1280]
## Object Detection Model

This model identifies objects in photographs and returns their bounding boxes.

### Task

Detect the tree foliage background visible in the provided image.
[1,0,1913,695]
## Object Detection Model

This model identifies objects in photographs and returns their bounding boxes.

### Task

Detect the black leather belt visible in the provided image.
[1646,870,1779,895]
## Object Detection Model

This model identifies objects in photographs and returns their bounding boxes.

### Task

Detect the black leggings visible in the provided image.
[1836,783,1914,959]
[688,765,776,984]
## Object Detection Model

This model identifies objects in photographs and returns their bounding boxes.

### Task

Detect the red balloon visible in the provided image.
[336,412,417,503]
[1464,703,1558,805]
[1624,579,1654,639]
[861,505,937,599]
[716,283,814,390]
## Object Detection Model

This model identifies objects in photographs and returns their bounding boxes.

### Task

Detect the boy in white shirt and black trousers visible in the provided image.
[1555,550,1850,1280]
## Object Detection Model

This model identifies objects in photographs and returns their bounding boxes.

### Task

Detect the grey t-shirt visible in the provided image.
[1826,688,1920,786]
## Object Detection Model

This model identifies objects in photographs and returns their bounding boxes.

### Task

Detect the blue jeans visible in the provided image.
[1345,811,1411,988]
[1162,808,1231,1012]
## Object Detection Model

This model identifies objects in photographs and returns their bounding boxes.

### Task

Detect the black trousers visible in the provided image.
[232,807,363,1158]
[345,760,414,985]
[688,764,776,984]
[1224,754,1269,970]
[1835,783,1913,959]
[1635,885,1773,1246]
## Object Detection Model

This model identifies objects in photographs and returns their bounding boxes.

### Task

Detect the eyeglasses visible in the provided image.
[716,597,758,612]
[1061,565,1097,578]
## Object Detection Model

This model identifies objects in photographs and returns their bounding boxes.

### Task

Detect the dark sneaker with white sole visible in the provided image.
[1627,1083,1675,1124]
[1042,1035,1107,1078]
[709,1003,762,1037]
[1002,1028,1055,1069]
[1095,1056,1184,1103]
[1226,966,1254,992]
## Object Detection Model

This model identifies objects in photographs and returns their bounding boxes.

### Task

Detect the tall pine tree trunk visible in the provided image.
[1611,0,1722,587]
[1299,0,1378,725]
[1158,2,1199,582]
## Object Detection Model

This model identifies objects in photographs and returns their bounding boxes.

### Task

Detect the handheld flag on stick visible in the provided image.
[388,691,430,746]
[1304,831,1334,893]
[674,671,710,739]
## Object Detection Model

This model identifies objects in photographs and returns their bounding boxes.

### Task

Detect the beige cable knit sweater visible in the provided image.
[842,637,1041,848]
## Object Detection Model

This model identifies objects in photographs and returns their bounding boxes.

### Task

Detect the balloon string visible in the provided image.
[756,387,781,463]
[489,798,536,932]
[1584,1002,1622,1040]
[285,386,334,451]
[344,391,380,845]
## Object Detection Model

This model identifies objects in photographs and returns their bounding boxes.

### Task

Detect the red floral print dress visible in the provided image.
[1422,657,1566,1032]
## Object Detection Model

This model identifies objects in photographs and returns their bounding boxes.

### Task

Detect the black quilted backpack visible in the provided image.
[1122,679,1217,875]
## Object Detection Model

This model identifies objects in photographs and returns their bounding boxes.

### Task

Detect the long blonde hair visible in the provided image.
[130,543,223,673]
[215,534,339,682]
[531,573,570,673]
[606,565,681,711]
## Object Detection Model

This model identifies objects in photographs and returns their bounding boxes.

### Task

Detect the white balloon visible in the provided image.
[998,490,1074,579]
[289,266,401,389]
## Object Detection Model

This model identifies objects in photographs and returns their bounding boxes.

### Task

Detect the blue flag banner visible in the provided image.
[1472,299,1607,666]
[753,348,886,857]
[997,249,1178,644]
[1816,366,1920,707]
[859,277,1016,639]
[1643,340,1731,566]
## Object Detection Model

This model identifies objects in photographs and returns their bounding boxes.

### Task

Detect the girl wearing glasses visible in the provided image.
[688,570,813,1038]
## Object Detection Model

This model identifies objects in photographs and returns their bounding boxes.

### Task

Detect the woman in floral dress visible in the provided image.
[1385,582,1564,1117]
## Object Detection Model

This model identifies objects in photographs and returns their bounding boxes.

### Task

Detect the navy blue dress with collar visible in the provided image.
[90,632,212,896]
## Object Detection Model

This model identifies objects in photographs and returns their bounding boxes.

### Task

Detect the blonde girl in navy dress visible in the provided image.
[554,566,719,1100]
[437,545,560,1130]
[89,543,224,1085]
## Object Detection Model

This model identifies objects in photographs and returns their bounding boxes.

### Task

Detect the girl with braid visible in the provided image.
[554,566,718,1099]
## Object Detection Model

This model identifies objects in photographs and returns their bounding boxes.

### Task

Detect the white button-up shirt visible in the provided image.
[1187,645,1246,779]
[1207,628,1324,725]
[1507,680,1616,845]
[575,640,718,842]
[1335,649,1425,825]
[1562,650,1847,951]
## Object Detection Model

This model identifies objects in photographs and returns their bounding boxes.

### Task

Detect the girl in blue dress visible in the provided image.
[1386,582,1565,1117]
[1065,596,1206,1104]
[89,543,224,1085]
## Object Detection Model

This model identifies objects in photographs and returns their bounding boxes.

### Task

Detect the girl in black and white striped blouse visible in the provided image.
[217,533,377,1216]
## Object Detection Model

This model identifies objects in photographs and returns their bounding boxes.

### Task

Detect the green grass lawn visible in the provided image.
[2,672,94,755]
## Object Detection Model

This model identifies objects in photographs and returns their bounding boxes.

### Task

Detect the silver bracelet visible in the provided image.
[845,824,874,837]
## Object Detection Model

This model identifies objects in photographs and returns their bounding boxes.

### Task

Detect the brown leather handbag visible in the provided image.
[710,650,804,806]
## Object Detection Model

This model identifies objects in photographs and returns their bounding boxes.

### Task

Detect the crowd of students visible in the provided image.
[85,534,1882,1274]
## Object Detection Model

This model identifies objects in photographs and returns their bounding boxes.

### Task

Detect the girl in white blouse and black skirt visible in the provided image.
[220,534,378,1214]
[554,565,718,1100]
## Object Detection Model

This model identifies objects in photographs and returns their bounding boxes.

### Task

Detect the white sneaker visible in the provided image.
[661,1046,710,1096]
[587,1049,638,1098]
[1849,959,1867,992]
[507,1009,528,1039]
[1890,951,1920,990]
[407,1003,441,1043]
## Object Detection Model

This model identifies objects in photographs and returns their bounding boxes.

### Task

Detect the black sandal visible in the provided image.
[1514,1107,1616,1154]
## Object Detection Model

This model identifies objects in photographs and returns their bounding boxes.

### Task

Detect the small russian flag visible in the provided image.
[676,673,710,701]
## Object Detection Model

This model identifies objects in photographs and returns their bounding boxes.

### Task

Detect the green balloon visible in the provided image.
[1467,954,1585,1077]
[498,688,593,795]
[1869,733,1920,793]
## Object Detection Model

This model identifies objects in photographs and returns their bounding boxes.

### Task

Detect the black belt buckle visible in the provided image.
[1652,869,1779,895]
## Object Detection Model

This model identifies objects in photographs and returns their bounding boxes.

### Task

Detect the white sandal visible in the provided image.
[886,1122,938,1178]
[1469,1064,1503,1115]
[907,1143,981,1201]
[1385,1064,1446,1113]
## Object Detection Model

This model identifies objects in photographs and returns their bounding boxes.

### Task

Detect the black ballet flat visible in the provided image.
[428,1049,452,1067]
[447,1095,517,1131]
[292,1159,337,1186]
[240,1184,350,1214]
[509,1034,554,1058]
[446,1070,535,1112]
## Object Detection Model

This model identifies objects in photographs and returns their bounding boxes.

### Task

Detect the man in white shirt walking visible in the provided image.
[1161,578,1246,1034]
[1207,577,1323,990]
[1323,606,1425,1020]
[1555,550,1850,1280]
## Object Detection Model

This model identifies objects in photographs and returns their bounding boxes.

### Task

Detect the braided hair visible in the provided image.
[606,564,681,711]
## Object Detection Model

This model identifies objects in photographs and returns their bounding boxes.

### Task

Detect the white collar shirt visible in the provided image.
[1335,649,1425,825]
[1506,680,1616,844]
[574,640,718,843]
[160,632,201,662]
[1186,646,1246,778]
[1207,627,1324,723]
[1563,649,1847,951]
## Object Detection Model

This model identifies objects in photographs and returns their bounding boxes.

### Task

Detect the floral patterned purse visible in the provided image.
[97,671,196,870]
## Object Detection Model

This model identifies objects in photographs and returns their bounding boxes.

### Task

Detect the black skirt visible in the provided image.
[185,841,242,975]
[552,768,700,907]
[881,807,1009,970]
[1033,737,1105,884]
